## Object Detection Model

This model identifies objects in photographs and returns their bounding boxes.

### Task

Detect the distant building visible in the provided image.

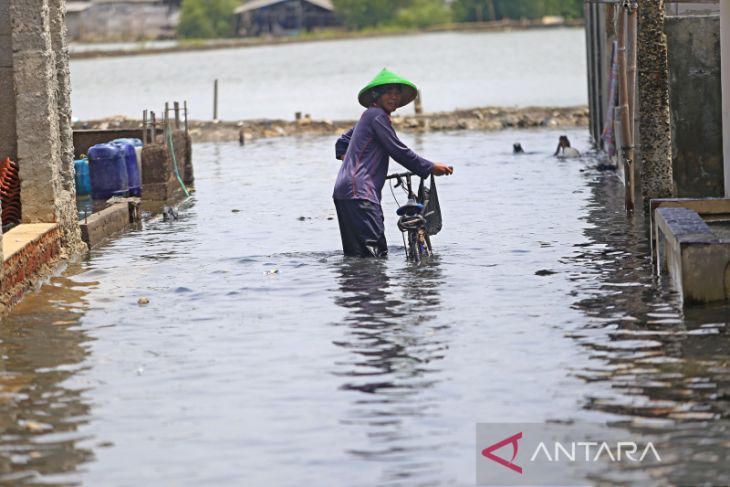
[65,0,180,42]
[234,0,343,37]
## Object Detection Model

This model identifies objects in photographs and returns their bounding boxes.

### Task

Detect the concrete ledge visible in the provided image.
[654,206,730,303]
[1,223,62,310]
[650,197,730,261]
[80,199,141,248]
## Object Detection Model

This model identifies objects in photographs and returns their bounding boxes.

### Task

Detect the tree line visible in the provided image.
[178,0,584,39]
[333,0,584,29]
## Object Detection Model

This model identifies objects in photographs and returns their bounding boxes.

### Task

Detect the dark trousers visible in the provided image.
[334,199,388,258]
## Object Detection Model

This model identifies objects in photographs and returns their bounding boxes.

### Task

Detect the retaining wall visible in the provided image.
[666,15,724,197]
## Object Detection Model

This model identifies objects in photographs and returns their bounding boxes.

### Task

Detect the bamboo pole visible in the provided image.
[617,3,635,212]
[627,1,638,135]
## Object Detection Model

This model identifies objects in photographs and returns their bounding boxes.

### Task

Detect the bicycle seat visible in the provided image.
[396,199,424,216]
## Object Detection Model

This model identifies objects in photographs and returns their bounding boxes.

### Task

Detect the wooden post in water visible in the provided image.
[618,3,635,212]
[184,100,189,135]
[174,101,180,129]
[151,111,157,143]
[143,110,148,144]
[213,79,219,121]
[414,91,423,115]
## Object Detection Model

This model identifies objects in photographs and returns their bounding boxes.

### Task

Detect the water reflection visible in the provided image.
[567,172,730,421]
[332,256,450,484]
[0,271,94,485]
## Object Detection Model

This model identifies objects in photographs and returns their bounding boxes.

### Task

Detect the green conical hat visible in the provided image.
[358,68,418,109]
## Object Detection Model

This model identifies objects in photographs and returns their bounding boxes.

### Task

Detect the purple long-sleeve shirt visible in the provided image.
[333,107,434,204]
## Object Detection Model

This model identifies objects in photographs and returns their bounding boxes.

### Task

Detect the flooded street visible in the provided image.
[1,128,729,486]
[69,29,587,121]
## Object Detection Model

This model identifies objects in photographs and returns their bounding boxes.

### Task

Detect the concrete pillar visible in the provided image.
[638,0,675,202]
[722,0,730,196]
[0,0,17,161]
[10,0,83,252]
[49,0,84,253]
[10,0,62,223]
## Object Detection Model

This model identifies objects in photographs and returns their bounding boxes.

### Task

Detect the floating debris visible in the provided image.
[137,297,150,305]
[264,269,279,276]
[535,269,557,276]
[231,209,240,213]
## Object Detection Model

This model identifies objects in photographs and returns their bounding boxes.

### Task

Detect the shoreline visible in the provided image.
[74,105,589,144]
[69,20,584,60]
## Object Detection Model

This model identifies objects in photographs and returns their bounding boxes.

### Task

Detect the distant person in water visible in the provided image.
[554,135,581,158]
[333,68,453,258]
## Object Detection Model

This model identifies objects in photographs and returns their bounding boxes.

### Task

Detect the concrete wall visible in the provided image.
[666,15,724,197]
[0,0,17,162]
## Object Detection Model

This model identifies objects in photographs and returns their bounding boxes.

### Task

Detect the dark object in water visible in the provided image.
[239,127,245,146]
[596,163,617,172]
[535,269,557,276]
[163,206,178,222]
[513,142,525,154]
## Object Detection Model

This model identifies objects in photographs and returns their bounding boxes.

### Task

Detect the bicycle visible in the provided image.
[385,171,442,263]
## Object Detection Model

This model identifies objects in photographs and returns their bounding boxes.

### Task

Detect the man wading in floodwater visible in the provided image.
[333,68,454,258]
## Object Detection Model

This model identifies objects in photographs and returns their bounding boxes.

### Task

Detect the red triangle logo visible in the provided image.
[481,432,523,474]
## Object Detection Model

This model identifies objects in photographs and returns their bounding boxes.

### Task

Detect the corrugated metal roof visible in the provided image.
[234,0,334,15]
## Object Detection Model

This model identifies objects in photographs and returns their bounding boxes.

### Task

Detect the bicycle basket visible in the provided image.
[417,174,443,236]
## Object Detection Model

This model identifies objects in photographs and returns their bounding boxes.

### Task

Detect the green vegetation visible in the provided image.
[332,0,451,29]
[449,0,583,23]
[395,0,452,29]
[178,0,239,38]
[177,0,583,38]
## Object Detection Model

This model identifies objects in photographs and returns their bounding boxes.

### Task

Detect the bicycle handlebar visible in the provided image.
[385,171,414,180]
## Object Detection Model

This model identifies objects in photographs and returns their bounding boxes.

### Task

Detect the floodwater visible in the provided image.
[2,128,730,486]
[69,28,587,121]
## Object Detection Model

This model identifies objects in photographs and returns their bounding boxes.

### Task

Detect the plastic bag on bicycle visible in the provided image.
[417,174,443,236]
